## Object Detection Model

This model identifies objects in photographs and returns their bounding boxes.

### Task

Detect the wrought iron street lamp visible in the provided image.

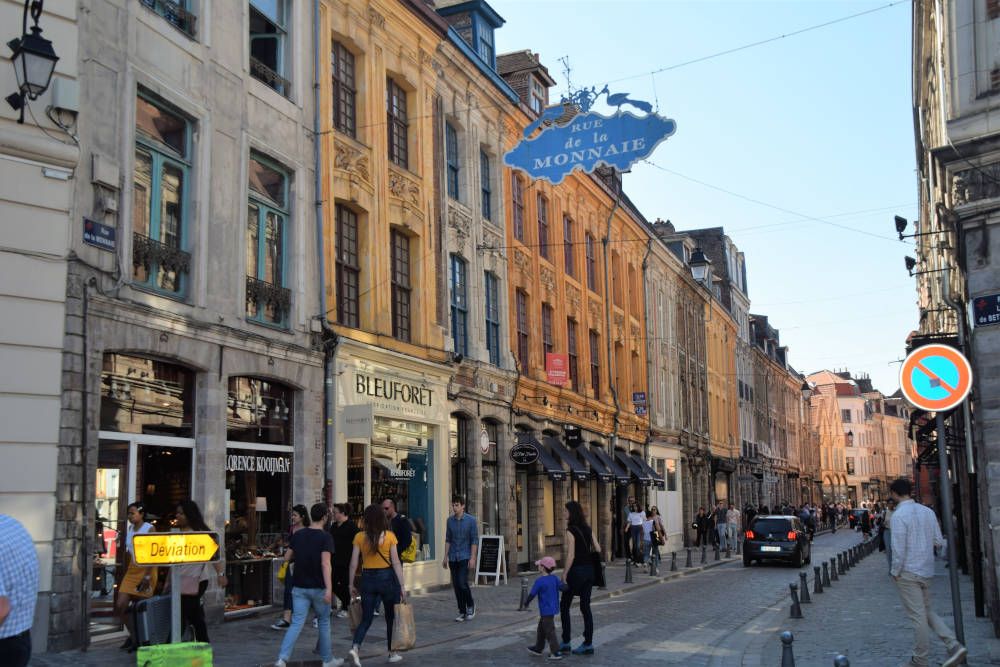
[688,247,711,284]
[6,1,59,124]
[800,381,812,401]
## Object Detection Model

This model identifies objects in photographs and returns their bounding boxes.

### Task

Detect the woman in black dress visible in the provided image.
[560,500,601,656]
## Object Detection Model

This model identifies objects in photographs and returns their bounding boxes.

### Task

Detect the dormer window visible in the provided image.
[478,25,494,66]
[530,77,546,113]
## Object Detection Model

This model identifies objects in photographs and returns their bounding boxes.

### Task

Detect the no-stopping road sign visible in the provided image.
[899,344,972,412]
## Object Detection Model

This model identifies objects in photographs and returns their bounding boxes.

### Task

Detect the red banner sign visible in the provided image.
[546,353,569,386]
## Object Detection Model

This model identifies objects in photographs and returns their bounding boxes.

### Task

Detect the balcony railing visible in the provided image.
[246,276,291,325]
[133,233,191,293]
[250,57,291,96]
[139,0,197,37]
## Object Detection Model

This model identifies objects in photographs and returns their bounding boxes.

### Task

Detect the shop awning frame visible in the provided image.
[630,453,665,490]
[544,436,590,482]
[615,449,653,486]
[591,446,630,484]
[574,444,614,483]
[518,434,567,481]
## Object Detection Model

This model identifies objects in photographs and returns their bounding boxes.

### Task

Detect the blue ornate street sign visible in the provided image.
[504,86,676,184]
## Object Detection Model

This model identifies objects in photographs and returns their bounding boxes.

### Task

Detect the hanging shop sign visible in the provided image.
[225,453,291,474]
[504,86,676,184]
[342,403,375,440]
[545,353,569,386]
[510,441,540,465]
[973,294,1000,327]
[564,425,582,447]
[480,428,491,455]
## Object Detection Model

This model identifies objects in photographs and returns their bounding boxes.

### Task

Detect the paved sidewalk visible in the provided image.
[32,548,735,667]
[716,540,1000,666]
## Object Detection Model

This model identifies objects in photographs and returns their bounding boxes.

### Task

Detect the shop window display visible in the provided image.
[100,353,194,437]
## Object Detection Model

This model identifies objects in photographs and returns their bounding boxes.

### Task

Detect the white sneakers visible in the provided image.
[322,659,345,667]
[388,653,403,663]
[274,661,286,667]
[348,646,362,667]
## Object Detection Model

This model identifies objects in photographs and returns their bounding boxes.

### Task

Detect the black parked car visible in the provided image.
[743,515,812,567]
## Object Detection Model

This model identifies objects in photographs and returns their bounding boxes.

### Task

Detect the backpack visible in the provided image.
[400,535,418,563]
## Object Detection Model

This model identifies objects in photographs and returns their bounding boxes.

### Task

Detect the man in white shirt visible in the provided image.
[888,478,966,667]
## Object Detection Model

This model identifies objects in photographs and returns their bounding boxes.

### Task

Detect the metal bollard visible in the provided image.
[830,557,839,581]
[789,584,803,619]
[625,558,633,583]
[671,551,678,572]
[842,551,850,571]
[813,566,823,594]
[685,548,692,568]
[701,545,707,564]
[850,547,857,567]
[798,572,811,603]
[833,655,850,667]
[838,553,845,575]
[822,561,831,587]
[736,536,742,555]
[726,543,732,559]
[714,544,721,561]
[518,577,530,610]
[780,631,796,667]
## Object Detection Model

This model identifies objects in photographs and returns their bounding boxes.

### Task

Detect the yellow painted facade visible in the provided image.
[706,298,739,463]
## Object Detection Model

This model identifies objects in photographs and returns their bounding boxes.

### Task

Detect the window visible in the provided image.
[628,264,639,312]
[227,376,294,445]
[335,205,360,328]
[450,415,469,502]
[132,92,191,297]
[841,409,852,423]
[611,251,622,305]
[450,255,468,356]
[249,0,289,96]
[846,457,855,475]
[246,154,290,326]
[563,215,574,275]
[139,0,196,37]
[589,330,601,398]
[512,175,525,241]
[516,290,529,370]
[477,23,494,66]
[631,351,641,397]
[484,272,501,366]
[332,40,356,137]
[530,77,546,114]
[585,232,597,291]
[387,78,408,169]
[543,479,555,535]
[480,150,492,222]
[666,459,677,491]
[391,229,411,342]
[541,303,554,356]
[567,318,578,390]
[481,421,499,533]
[537,195,549,259]
[446,123,460,200]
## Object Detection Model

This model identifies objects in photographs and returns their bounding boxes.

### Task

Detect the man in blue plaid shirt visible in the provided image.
[0,514,38,667]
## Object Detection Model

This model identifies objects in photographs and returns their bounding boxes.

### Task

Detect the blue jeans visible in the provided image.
[716,524,728,550]
[448,560,474,614]
[278,587,332,662]
[644,538,660,564]
[352,568,399,650]
[628,526,644,563]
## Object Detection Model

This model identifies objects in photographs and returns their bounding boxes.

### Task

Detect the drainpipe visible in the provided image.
[601,191,621,556]
[641,238,654,476]
[313,0,339,501]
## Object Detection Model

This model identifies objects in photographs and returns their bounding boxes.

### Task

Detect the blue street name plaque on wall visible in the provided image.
[973,294,1000,327]
[83,217,116,252]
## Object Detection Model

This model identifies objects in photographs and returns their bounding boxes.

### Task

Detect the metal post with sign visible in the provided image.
[132,531,221,644]
[899,344,974,645]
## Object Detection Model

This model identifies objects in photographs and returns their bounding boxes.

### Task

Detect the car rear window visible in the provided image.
[751,519,792,534]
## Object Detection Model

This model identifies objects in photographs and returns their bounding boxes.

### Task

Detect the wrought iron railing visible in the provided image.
[250,57,291,96]
[139,0,197,37]
[132,233,191,284]
[246,275,291,324]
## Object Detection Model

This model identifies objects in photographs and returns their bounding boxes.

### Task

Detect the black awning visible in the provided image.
[592,446,630,484]
[525,435,567,481]
[574,445,614,483]
[544,436,590,481]
[616,450,652,486]
[630,453,665,490]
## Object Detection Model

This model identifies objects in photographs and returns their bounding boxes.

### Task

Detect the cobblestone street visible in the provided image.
[30,530,962,667]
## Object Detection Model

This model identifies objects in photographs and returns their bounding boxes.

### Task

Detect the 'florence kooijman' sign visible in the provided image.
[504,86,676,184]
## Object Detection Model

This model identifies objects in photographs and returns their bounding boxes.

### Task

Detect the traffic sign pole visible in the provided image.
[171,566,182,643]
[938,411,965,645]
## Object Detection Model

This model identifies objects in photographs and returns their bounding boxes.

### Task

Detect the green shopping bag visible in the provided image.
[136,642,213,667]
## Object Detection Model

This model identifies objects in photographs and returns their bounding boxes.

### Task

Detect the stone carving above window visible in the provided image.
[614,312,625,341]
[388,167,421,206]
[368,7,385,28]
[513,249,531,277]
[335,143,370,183]
[588,299,602,326]
[566,284,581,315]
[952,164,1000,206]
[540,266,556,295]
[448,203,472,244]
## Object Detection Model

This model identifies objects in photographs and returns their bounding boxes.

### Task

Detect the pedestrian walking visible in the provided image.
[560,501,599,656]
[115,502,156,653]
[274,503,342,667]
[744,504,757,528]
[888,478,967,667]
[649,506,666,562]
[625,503,645,564]
[330,503,358,618]
[271,504,310,630]
[713,501,728,550]
[173,501,227,642]
[0,514,39,667]
[641,511,658,567]
[879,499,896,569]
[347,503,407,666]
[726,502,740,550]
[860,509,873,541]
[693,507,711,547]
[525,556,564,661]
[442,495,478,622]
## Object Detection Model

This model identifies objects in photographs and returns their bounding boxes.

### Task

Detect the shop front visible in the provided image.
[334,343,452,589]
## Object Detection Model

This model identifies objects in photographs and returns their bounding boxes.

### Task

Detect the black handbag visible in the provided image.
[572,526,605,588]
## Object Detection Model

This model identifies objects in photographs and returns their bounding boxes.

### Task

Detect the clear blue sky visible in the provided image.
[494,0,916,394]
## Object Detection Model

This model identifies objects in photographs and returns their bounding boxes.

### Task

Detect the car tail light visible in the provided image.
[745,530,755,539]
[787,531,797,540]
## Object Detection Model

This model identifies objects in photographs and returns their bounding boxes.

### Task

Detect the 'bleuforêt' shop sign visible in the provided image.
[504,86,676,184]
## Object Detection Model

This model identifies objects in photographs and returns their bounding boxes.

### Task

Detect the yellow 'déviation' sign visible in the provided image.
[132,531,220,565]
